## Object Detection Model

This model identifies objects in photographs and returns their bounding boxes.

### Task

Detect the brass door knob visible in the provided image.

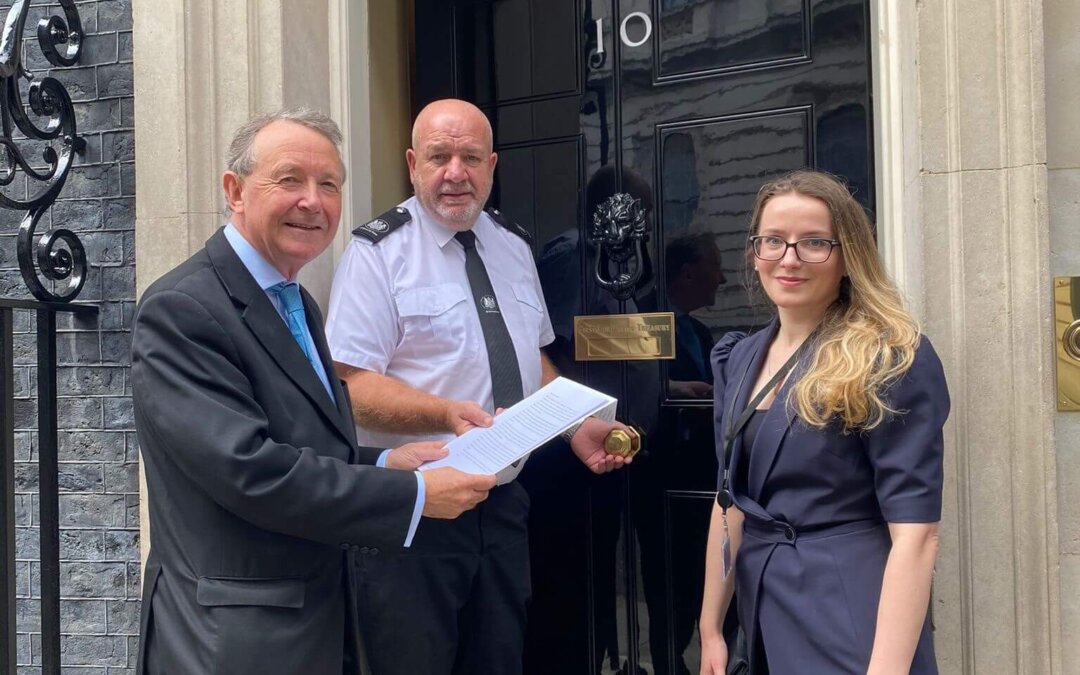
[604,427,643,459]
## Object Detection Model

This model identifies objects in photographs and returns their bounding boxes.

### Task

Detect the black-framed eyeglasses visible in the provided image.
[749,235,841,264]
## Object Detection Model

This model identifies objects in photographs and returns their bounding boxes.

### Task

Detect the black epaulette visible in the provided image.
[486,207,532,245]
[353,206,412,243]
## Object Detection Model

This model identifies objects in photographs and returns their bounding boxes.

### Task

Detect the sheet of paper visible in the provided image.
[418,377,616,480]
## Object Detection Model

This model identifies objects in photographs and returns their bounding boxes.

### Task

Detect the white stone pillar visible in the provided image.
[1044,0,1080,671]
[898,1,1060,672]
[131,0,349,564]
[131,0,344,294]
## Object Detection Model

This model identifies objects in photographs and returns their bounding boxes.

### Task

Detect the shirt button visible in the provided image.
[783,526,796,542]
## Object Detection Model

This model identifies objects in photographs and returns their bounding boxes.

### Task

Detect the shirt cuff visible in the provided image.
[404,472,426,548]
[330,349,389,376]
[376,449,392,468]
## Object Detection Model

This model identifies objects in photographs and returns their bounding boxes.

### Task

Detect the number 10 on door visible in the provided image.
[594,12,654,55]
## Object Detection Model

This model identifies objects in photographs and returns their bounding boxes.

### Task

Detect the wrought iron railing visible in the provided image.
[0,2,95,673]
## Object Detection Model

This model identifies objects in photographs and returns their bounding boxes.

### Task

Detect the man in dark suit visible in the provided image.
[666,233,726,398]
[131,109,496,675]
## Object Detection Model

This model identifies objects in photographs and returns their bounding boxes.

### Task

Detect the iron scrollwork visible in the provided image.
[0,0,86,302]
[588,192,651,301]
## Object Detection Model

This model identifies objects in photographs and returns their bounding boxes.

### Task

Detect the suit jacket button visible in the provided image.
[783,526,796,542]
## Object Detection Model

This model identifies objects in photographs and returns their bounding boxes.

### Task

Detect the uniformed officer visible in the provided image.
[325,99,630,674]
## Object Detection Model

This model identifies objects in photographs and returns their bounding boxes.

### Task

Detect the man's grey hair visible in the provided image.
[226,107,345,178]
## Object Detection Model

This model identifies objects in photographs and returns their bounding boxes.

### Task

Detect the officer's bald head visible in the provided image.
[411,99,493,153]
[407,99,497,230]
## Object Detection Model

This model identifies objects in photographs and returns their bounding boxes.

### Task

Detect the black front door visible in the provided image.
[415,1,874,672]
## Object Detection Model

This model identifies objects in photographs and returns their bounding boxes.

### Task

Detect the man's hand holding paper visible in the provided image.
[446,400,495,435]
[418,377,632,483]
[420,468,497,519]
[383,441,450,470]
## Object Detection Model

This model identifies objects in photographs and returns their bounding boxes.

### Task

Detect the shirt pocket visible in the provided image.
[395,283,477,363]
[512,281,545,335]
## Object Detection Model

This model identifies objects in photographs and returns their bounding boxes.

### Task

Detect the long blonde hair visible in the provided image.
[747,171,920,430]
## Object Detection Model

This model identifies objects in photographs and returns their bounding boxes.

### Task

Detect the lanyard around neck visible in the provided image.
[716,334,815,509]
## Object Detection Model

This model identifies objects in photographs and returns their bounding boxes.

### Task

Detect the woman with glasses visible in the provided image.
[698,170,949,674]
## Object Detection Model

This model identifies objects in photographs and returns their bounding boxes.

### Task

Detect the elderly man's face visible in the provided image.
[407,110,496,230]
[225,120,344,279]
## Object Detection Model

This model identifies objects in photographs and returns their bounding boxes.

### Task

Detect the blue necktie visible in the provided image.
[268,282,333,398]
[269,282,312,358]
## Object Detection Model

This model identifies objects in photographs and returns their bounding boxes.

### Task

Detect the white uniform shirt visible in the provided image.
[326,196,556,453]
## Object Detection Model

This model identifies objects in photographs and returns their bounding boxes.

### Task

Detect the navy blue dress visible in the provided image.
[711,319,949,674]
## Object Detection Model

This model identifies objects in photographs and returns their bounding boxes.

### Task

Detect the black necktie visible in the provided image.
[455,230,524,410]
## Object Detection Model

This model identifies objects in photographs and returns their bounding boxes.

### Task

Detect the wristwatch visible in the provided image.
[560,419,584,443]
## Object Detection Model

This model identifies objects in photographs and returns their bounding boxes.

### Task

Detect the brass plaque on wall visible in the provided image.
[574,312,676,361]
[1054,277,1080,411]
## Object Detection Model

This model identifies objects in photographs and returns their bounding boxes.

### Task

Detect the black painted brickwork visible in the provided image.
[0,1,138,672]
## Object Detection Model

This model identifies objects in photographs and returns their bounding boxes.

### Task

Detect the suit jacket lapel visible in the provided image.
[729,426,774,523]
[302,288,359,458]
[743,317,814,499]
[746,363,802,499]
[731,319,776,421]
[205,228,354,448]
[725,321,776,517]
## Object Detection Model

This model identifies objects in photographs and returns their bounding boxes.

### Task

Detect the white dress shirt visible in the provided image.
[224,223,336,399]
[326,197,556,462]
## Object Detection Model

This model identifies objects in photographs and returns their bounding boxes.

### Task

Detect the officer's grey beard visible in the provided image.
[413,179,486,230]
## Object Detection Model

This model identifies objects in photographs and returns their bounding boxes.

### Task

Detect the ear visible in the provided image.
[489,151,498,172]
[405,148,418,180]
[222,171,245,215]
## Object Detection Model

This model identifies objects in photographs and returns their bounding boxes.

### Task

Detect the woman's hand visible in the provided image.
[866,522,940,674]
[699,630,729,675]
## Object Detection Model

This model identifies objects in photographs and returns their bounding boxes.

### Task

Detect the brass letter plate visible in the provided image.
[1055,277,1080,411]
[574,312,676,361]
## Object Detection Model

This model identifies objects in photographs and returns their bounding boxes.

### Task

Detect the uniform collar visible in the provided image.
[413,197,493,250]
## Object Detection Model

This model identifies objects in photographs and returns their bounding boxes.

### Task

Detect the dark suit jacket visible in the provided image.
[132,229,418,675]
[670,312,715,384]
[712,319,948,674]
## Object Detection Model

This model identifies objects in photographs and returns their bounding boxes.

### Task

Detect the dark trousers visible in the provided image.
[355,482,532,675]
